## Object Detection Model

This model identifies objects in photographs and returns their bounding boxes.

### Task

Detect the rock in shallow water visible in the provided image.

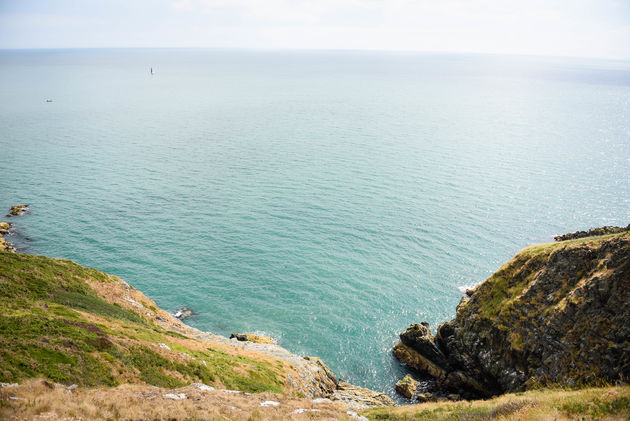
[399,323,449,368]
[6,205,28,217]
[0,222,11,235]
[230,333,274,344]
[173,306,195,320]
[395,374,418,398]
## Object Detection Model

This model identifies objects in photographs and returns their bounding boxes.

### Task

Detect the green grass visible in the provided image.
[464,231,629,322]
[0,251,288,393]
[50,290,146,324]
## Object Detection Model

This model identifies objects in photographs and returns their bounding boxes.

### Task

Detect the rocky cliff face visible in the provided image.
[394,230,630,399]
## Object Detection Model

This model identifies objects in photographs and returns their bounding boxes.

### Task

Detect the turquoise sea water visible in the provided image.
[1,49,629,397]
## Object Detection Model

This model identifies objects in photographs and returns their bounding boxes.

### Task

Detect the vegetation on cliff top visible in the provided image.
[0,252,286,393]
[363,385,630,420]
[467,231,629,321]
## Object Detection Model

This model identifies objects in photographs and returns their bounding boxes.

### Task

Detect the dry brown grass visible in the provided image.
[362,385,630,420]
[0,379,356,420]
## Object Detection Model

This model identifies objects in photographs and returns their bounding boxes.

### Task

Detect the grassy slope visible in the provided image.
[0,252,287,393]
[362,386,630,420]
[466,232,628,321]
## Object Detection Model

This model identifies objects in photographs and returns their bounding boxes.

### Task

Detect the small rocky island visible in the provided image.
[393,226,630,401]
[6,204,28,217]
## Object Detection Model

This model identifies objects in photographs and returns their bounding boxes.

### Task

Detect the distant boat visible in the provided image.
[45,99,53,103]
[150,67,155,75]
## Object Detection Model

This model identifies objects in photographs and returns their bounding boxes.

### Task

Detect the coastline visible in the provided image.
[1,206,629,419]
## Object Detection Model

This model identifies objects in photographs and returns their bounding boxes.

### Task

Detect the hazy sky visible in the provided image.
[1,0,629,59]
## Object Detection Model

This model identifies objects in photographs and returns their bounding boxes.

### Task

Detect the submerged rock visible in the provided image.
[393,229,630,399]
[230,333,274,344]
[6,205,28,217]
[173,306,195,320]
[395,374,418,398]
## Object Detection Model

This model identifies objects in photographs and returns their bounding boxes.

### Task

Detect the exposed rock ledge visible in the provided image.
[394,229,630,400]
[135,295,393,408]
[114,284,393,409]
[554,224,630,242]
[190,329,394,409]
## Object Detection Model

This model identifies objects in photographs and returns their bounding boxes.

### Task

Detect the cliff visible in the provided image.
[394,230,630,399]
[0,251,392,419]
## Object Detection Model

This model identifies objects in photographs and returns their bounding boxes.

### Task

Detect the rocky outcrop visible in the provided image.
[173,306,195,320]
[230,333,275,344]
[395,374,418,398]
[0,222,11,235]
[0,237,15,253]
[331,381,395,410]
[192,329,393,409]
[0,222,14,252]
[6,205,28,217]
[394,230,630,399]
[554,224,629,242]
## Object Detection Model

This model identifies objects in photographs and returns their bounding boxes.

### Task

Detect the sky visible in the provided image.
[1,0,630,59]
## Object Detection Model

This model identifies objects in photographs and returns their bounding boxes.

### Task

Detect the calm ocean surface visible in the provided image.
[1,49,629,397]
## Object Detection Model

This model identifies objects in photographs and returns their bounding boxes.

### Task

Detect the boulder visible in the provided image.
[173,306,195,320]
[0,222,11,235]
[399,323,449,368]
[395,374,418,398]
[6,205,28,217]
[416,393,437,403]
[230,333,274,344]
[331,381,394,410]
[393,342,447,380]
[0,237,15,253]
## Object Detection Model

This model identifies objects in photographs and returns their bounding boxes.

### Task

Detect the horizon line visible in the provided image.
[0,46,629,63]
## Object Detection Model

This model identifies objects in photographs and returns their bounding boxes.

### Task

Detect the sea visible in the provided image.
[1,49,629,398]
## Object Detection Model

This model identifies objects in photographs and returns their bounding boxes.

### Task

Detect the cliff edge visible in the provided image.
[0,251,392,419]
[394,229,630,399]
